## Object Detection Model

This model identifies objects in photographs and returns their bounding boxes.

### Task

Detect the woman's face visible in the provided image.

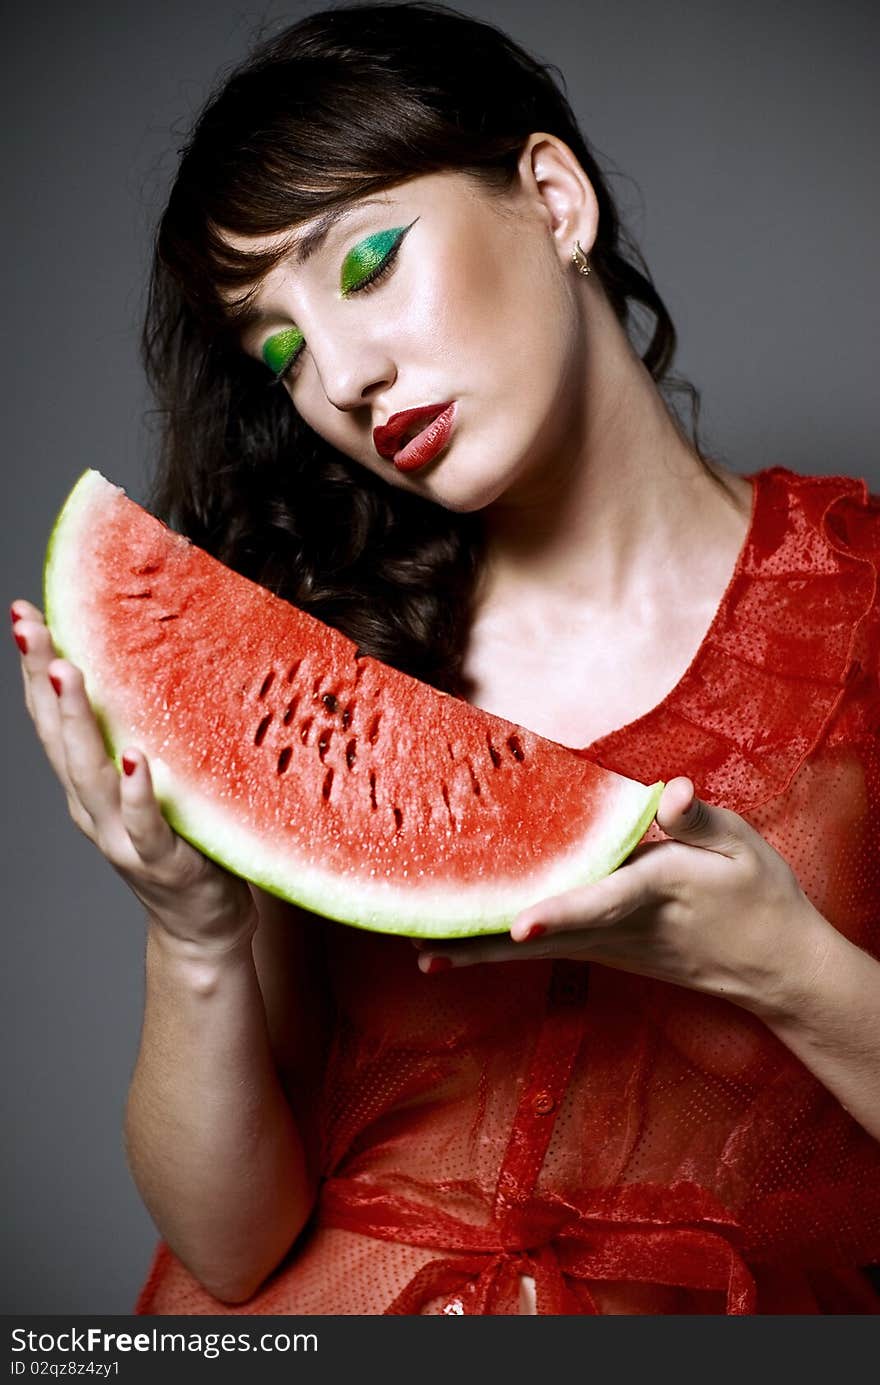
[229,168,585,513]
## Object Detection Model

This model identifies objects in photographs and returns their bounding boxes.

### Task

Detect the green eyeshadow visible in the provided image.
[262,327,304,375]
[340,226,408,295]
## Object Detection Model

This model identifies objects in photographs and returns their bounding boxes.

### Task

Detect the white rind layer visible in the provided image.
[44,469,664,938]
[145,754,662,935]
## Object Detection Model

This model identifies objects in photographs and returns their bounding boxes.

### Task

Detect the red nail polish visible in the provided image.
[49,673,62,697]
[425,955,453,973]
[524,924,546,941]
[122,754,137,777]
[14,632,28,654]
[10,606,22,624]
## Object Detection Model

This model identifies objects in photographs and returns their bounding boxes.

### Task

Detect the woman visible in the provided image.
[12,2,880,1314]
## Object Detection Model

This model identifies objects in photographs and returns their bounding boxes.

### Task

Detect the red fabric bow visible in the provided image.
[317,1178,757,1314]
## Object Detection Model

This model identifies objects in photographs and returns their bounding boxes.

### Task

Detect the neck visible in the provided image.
[478,285,746,616]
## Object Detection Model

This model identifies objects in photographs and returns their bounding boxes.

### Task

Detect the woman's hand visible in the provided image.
[11,599,257,951]
[415,777,835,1020]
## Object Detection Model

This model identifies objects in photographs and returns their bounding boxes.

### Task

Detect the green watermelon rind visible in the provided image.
[44,470,126,770]
[43,468,665,939]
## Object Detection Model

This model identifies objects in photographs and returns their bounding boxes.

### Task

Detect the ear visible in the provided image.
[516,133,599,270]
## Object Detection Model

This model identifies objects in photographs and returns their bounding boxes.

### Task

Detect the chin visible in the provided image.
[423,469,514,515]
[418,437,530,515]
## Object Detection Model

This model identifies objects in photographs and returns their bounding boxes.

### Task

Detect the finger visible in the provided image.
[14,618,68,780]
[418,935,544,972]
[510,845,668,941]
[51,660,121,829]
[10,599,46,626]
[655,776,748,858]
[118,749,179,865]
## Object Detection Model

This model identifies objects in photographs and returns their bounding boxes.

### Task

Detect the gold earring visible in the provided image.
[571,240,592,277]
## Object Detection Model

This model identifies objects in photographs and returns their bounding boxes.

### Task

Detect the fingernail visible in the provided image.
[14,632,28,654]
[10,606,22,624]
[523,924,546,941]
[49,673,62,697]
[424,955,453,973]
[122,754,137,777]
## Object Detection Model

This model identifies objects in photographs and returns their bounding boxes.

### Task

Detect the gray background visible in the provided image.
[3,0,878,1313]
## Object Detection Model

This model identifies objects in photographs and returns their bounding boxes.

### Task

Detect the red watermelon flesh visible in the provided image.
[43,470,663,937]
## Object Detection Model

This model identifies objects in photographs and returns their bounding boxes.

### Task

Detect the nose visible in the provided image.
[314,333,397,413]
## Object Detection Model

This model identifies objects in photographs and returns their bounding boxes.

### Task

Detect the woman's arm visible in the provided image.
[10,606,331,1303]
[745,904,880,1144]
[420,778,880,1144]
[125,893,331,1304]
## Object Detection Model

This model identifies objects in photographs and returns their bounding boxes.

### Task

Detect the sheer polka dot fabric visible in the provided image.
[136,468,880,1315]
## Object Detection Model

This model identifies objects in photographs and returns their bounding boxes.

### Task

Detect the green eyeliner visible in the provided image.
[340,220,416,295]
[262,327,304,377]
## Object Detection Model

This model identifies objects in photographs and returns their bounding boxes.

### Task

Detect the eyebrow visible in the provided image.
[291,198,388,266]
[227,198,391,333]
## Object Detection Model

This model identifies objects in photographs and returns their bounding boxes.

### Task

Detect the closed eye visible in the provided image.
[344,243,401,296]
[340,218,419,297]
[263,326,305,385]
[262,217,419,386]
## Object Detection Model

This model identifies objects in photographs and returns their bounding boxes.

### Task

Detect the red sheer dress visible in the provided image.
[136,465,880,1315]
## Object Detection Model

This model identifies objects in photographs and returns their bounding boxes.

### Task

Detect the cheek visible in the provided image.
[419,228,511,366]
[288,374,350,452]
[429,228,574,395]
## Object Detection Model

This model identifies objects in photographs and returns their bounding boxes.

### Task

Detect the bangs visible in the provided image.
[154,50,525,334]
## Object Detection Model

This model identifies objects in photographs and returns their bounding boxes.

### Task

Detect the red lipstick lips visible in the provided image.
[373,401,457,473]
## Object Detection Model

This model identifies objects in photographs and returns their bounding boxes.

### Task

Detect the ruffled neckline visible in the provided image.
[580,465,879,813]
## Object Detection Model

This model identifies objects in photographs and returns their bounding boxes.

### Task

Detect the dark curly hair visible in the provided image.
[143,0,710,693]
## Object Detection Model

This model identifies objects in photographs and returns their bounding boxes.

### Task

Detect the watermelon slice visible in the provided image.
[43,470,663,938]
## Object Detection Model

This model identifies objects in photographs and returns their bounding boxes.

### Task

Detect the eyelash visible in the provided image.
[269,236,405,386]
